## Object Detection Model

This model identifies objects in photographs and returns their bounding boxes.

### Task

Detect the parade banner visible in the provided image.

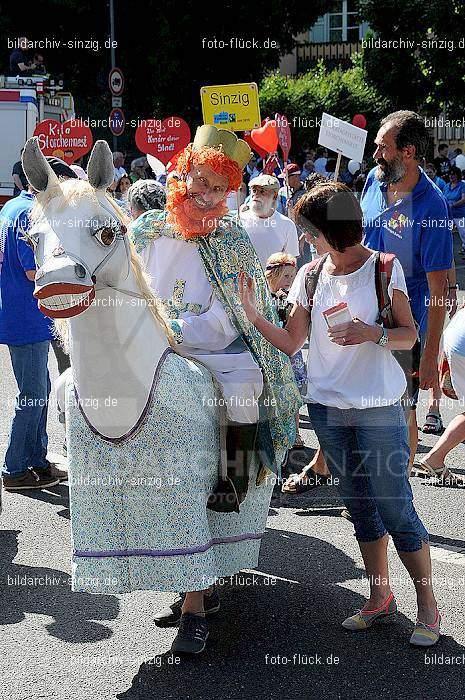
[33,119,93,164]
[318,112,367,163]
[275,113,291,162]
[262,153,279,175]
[200,83,261,131]
[135,116,191,165]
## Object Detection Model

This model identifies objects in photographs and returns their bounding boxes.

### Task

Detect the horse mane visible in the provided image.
[31,179,175,348]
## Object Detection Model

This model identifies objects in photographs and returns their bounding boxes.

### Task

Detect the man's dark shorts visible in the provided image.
[397,335,425,413]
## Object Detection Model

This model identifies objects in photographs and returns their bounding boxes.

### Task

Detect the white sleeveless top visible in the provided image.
[287,252,409,409]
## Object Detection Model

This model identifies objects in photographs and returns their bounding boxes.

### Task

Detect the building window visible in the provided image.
[329,13,343,42]
[310,0,365,43]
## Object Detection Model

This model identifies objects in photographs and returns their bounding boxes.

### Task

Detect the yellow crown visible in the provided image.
[192,125,251,171]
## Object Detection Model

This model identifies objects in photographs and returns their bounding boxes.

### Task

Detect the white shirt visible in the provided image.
[226,189,246,211]
[239,209,300,268]
[114,166,127,181]
[287,253,409,409]
[141,235,263,422]
[142,236,238,351]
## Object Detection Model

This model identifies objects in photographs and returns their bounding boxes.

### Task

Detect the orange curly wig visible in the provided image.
[175,144,243,193]
[166,144,243,238]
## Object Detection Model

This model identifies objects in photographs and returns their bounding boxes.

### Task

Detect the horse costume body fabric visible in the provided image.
[65,348,272,593]
[22,137,279,594]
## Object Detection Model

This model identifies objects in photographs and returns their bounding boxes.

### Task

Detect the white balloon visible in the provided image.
[147,154,166,177]
[455,154,465,170]
[348,160,360,175]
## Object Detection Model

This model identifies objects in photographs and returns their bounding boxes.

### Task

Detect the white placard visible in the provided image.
[318,112,367,162]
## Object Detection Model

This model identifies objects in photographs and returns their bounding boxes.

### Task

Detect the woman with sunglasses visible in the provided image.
[238,181,440,647]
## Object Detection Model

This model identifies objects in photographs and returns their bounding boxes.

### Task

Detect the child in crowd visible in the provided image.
[265,253,306,447]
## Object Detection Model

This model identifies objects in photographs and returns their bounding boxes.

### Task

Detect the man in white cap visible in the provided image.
[240,174,299,269]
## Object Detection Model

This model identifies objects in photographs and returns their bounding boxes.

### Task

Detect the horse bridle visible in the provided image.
[34,198,145,299]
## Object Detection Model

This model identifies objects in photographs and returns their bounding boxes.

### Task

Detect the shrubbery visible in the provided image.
[259,58,389,154]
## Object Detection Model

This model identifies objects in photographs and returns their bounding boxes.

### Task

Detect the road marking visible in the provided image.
[389,540,465,566]
[244,569,300,584]
[429,546,465,567]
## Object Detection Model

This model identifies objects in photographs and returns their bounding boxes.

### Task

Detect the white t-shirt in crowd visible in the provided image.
[287,252,409,409]
[226,189,246,211]
[114,166,127,181]
[240,209,300,268]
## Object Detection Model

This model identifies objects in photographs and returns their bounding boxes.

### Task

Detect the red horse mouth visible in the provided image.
[34,283,95,318]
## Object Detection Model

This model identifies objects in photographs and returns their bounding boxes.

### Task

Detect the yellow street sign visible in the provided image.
[200,83,261,131]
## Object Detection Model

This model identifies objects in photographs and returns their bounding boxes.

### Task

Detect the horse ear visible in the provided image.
[22,137,60,192]
[87,140,115,190]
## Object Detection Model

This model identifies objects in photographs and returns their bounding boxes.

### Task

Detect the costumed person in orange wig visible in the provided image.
[131,125,300,653]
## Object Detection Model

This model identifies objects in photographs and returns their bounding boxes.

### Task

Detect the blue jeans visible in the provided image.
[3,341,51,478]
[308,402,429,552]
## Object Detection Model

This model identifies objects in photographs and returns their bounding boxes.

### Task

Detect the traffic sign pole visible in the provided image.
[109,0,117,151]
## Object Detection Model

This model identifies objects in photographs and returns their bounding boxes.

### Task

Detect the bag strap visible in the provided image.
[374,251,396,329]
[304,253,328,341]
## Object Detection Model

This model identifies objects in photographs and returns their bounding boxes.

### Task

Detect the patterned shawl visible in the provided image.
[131,209,301,469]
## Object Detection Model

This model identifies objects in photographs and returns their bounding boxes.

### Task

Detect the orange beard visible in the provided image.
[166,179,227,239]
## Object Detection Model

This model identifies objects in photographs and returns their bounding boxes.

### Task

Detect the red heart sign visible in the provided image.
[33,119,93,164]
[250,119,278,154]
[275,113,291,162]
[135,116,191,165]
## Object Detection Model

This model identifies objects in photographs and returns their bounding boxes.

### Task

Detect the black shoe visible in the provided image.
[171,613,209,654]
[3,469,60,491]
[36,462,68,482]
[154,589,220,627]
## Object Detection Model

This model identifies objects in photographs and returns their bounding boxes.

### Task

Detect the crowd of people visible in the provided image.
[1,109,465,654]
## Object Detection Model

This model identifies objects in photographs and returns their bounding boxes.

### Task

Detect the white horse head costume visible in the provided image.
[21,137,271,595]
[23,136,173,439]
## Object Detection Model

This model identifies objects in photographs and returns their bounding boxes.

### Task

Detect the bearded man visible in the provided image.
[362,110,454,473]
[131,125,300,653]
[239,174,299,269]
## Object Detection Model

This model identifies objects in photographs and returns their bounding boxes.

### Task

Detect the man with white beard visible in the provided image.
[240,174,299,269]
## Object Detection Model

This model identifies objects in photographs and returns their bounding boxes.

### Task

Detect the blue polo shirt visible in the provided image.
[433,175,446,192]
[362,166,453,334]
[0,192,53,346]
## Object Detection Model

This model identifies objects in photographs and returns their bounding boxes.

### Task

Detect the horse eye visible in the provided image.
[94,227,116,246]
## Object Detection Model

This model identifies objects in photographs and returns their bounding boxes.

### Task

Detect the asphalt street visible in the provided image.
[1,249,465,700]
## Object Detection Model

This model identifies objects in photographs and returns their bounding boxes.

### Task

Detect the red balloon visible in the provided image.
[243,131,267,158]
[352,114,367,130]
[250,119,278,154]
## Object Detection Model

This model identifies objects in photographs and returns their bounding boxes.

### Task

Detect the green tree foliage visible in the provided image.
[259,60,389,153]
[0,0,329,151]
[357,0,465,116]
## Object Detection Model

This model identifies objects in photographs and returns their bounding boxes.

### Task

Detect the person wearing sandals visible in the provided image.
[238,181,441,646]
[264,252,306,448]
[418,307,465,487]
